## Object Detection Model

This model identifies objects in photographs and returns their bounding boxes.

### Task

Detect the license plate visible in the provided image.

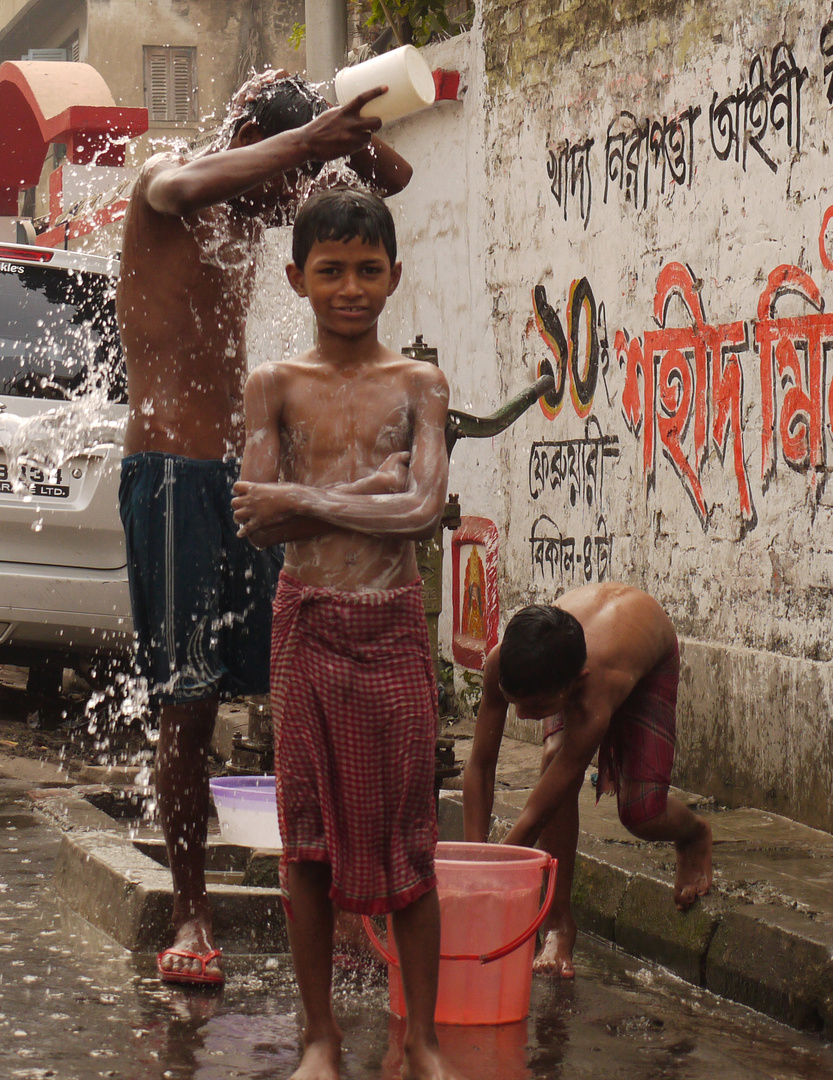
[0,456,78,499]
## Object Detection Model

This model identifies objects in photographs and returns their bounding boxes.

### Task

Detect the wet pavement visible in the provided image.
[2,775,833,1080]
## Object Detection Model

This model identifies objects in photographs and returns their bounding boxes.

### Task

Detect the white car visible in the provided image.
[0,241,131,693]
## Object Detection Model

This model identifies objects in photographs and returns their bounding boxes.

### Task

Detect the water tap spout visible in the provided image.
[444,373,555,457]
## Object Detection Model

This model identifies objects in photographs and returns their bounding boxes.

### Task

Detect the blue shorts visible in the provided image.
[118,452,282,705]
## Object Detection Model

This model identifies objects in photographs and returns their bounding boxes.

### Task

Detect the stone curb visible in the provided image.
[588,856,833,1035]
[439,792,833,1038]
[53,831,173,952]
[37,787,288,955]
[706,906,833,1033]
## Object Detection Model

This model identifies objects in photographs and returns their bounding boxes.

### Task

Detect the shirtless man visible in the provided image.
[116,71,411,986]
[232,189,465,1080]
[463,583,713,979]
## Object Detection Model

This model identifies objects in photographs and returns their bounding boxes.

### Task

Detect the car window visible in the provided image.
[0,263,125,403]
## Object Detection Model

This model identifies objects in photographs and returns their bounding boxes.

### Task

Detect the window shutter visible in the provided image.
[61,33,80,62]
[144,46,197,122]
[146,48,170,121]
[22,48,67,61]
[171,50,192,122]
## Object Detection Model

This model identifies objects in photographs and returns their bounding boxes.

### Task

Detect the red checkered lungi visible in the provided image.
[270,571,438,915]
[544,641,679,827]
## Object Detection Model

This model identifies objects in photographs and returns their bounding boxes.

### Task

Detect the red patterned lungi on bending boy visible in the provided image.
[270,571,439,915]
[543,641,680,828]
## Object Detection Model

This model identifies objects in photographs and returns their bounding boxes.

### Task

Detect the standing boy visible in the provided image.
[117,71,411,986]
[232,189,467,1080]
[463,583,713,979]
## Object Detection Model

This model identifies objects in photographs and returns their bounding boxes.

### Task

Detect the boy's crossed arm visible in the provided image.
[232,364,410,547]
[234,452,412,547]
[232,362,450,546]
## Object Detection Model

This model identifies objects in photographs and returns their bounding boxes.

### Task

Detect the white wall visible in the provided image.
[371,8,833,829]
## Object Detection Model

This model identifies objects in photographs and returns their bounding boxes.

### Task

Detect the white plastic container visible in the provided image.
[334,44,436,125]
[209,776,282,850]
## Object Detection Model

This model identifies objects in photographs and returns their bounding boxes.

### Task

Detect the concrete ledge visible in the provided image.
[571,853,630,942]
[41,787,288,955]
[706,906,833,1033]
[53,829,288,953]
[676,639,833,833]
[504,714,545,745]
[54,832,172,951]
[615,875,720,986]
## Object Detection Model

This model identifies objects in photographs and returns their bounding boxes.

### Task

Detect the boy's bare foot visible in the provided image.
[533,919,576,978]
[290,1037,341,1080]
[158,917,223,982]
[403,1040,468,1080]
[674,818,713,911]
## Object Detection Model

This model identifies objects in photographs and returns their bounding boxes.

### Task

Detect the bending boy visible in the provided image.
[117,71,411,986]
[463,582,713,979]
[232,190,466,1080]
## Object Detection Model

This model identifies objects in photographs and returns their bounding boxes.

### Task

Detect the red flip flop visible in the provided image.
[157,947,224,986]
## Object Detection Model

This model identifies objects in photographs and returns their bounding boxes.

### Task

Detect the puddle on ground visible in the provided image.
[0,813,39,830]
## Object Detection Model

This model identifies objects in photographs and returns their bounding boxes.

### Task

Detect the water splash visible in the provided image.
[82,667,154,747]
[4,388,125,494]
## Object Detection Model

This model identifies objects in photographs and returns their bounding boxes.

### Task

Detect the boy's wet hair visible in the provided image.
[232,74,328,176]
[498,604,587,699]
[232,74,328,137]
[292,189,397,269]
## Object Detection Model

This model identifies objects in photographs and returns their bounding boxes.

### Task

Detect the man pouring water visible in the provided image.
[115,69,411,986]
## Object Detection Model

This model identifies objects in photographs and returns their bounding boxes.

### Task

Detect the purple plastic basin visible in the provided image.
[209,775,281,849]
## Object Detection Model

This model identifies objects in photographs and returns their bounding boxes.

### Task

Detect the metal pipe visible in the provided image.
[445,373,556,455]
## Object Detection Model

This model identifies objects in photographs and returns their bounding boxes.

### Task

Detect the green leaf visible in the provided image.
[359,0,470,46]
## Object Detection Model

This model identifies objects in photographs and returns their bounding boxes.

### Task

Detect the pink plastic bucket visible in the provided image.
[363,841,556,1025]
